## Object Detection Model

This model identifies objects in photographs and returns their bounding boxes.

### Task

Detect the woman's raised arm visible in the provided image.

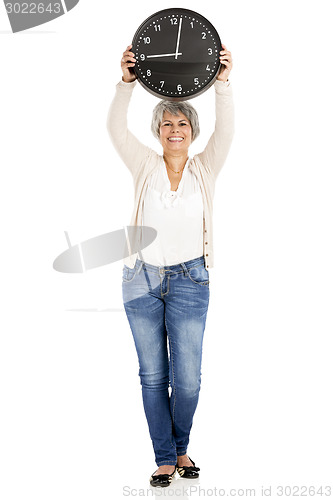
[106,45,151,176]
[197,44,235,180]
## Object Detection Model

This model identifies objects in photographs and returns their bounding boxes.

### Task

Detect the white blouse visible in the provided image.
[140,157,204,266]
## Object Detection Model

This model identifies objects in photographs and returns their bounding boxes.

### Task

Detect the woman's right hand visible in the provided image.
[121,45,137,83]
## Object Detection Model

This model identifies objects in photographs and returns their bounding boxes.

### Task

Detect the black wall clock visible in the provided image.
[132,8,222,101]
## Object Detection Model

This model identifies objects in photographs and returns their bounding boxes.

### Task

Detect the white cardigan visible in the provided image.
[106,78,235,270]
[141,156,204,266]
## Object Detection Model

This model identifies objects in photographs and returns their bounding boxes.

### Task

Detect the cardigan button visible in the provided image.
[205,230,207,233]
[205,254,208,256]
[205,242,208,245]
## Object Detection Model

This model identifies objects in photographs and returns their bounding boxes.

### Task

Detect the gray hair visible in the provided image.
[151,100,200,142]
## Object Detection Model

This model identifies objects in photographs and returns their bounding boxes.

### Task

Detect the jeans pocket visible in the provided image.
[122,265,137,283]
[187,264,210,286]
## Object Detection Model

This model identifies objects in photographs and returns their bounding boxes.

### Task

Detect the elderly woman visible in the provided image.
[107,43,234,487]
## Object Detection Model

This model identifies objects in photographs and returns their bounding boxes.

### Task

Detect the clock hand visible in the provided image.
[175,17,183,59]
[146,52,183,58]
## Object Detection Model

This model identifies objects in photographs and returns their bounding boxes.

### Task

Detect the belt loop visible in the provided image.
[142,264,153,292]
[136,248,144,275]
[136,259,143,275]
[137,248,153,293]
[180,262,189,277]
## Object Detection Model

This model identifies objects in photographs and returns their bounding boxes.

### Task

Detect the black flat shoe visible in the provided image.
[176,456,200,478]
[149,465,177,487]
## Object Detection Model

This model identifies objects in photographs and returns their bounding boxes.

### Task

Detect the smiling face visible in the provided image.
[159,111,192,154]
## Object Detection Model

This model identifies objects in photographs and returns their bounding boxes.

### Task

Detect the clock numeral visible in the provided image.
[147,69,151,76]
[140,54,145,61]
[160,81,165,88]
[202,32,207,39]
[208,48,213,55]
[190,21,194,28]
[143,37,151,44]
[206,64,211,71]
[154,24,161,31]
[177,84,182,92]
[170,17,178,25]
[194,78,199,85]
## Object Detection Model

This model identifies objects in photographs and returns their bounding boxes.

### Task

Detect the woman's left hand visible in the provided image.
[216,43,233,82]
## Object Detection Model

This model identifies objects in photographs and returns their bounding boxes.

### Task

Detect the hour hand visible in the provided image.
[146,52,183,58]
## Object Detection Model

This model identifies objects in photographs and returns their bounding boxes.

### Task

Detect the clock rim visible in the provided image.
[131,7,222,102]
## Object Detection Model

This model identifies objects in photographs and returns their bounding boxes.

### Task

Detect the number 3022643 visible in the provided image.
[5,2,61,14]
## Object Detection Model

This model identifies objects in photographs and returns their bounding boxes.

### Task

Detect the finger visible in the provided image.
[220,56,231,63]
[220,57,232,63]
[219,51,232,58]
[219,56,231,64]
[121,60,136,69]
[122,60,136,68]
[123,50,135,59]
[219,56,232,64]
[122,54,136,63]
[122,56,136,64]
[121,63,136,70]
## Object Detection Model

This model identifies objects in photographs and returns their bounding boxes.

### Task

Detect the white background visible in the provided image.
[1,0,332,498]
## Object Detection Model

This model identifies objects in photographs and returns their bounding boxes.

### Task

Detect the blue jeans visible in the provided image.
[122,254,210,466]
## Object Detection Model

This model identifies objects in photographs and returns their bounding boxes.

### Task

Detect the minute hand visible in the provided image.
[175,17,183,59]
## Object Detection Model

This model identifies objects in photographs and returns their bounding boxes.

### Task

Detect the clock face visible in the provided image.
[132,8,222,101]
